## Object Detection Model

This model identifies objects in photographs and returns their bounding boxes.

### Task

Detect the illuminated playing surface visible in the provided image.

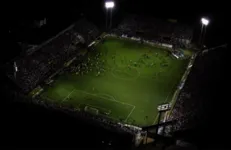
[40,37,190,126]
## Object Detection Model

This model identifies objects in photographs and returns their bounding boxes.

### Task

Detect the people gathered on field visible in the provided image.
[6,16,198,135]
[7,15,192,94]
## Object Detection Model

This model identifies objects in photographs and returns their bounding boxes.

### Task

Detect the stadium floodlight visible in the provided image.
[199,17,210,48]
[105,1,115,29]
[201,18,209,26]
[105,1,115,9]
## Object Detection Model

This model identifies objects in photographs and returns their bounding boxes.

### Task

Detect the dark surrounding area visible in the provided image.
[1,100,133,148]
[2,0,228,148]
[172,47,229,148]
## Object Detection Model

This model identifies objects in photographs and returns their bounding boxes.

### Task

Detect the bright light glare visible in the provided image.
[201,18,209,26]
[105,1,115,8]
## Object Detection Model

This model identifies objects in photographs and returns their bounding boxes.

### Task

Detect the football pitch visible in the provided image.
[40,37,190,126]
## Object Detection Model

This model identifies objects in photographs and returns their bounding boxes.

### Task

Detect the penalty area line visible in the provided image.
[125,106,136,122]
[62,89,75,102]
[74,89,135,107]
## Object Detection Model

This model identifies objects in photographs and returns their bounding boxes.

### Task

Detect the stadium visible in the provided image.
[4,1,198,144]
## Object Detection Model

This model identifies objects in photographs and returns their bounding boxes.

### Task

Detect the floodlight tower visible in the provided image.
[105,1,115,30]
[200,17,209,48]
[14,61,18,79]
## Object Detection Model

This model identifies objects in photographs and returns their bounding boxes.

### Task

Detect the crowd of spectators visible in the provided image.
[6,16,193,93]
[170,86,200,131]
[169,52,205,131]
[73,19,100,45]
[169,47,226,132]
[6,16,210,136]
[6,19,100,93]
[112,15,193,48]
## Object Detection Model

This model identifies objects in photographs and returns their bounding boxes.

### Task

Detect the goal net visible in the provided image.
[84,106,99,115]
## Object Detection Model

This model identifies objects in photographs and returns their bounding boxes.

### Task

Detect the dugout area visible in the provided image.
[38,37,191,126]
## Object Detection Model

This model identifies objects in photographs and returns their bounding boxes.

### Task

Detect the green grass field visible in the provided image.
[40,37,190,126]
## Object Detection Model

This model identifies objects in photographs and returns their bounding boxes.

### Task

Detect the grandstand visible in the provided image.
[112,15,193,48]
[5,16,195,137]
[6,19,100,93]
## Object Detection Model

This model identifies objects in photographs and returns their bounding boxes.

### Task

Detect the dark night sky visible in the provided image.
[5,0,227,46]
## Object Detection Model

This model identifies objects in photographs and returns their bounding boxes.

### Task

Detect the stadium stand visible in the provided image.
[73,19,100,45]
[169,47,226,132]
[6,19,100,93]
[112,15,193,48]
[4,16,197,139]
[6,16,193,93]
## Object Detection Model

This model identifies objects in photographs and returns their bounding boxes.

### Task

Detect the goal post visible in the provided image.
[84,106,99,115]
[83,105,111,116]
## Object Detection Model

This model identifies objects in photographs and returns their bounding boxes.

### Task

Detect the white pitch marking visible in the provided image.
[74,89,134,107]
[62,89,75,102]
[97,93,115,101]
[125,106,136,122]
